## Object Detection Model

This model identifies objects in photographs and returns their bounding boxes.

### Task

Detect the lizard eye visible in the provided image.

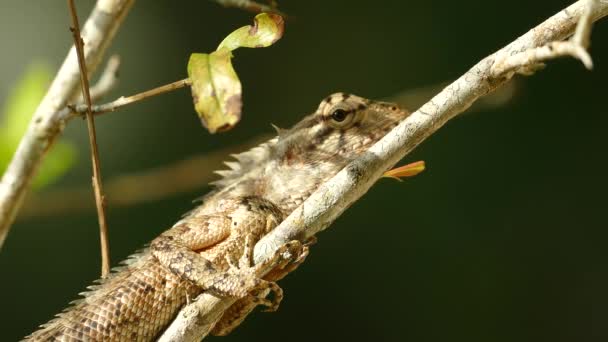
[327,106,355,128]
[331,109,348,122]
[318,93,368,129]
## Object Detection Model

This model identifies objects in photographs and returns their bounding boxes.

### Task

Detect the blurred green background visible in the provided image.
[1,1,608,341]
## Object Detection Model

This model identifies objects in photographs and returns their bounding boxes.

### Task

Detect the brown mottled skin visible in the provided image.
[26,93,409,341]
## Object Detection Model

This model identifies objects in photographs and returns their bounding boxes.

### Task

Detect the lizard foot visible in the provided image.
[212,239,305,312]
[254,240,305,312]
[267,237,315,281]
[209,236,281,312]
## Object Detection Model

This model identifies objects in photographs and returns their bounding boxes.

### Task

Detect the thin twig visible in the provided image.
[160,1,608,340]
[69,78,191,117]
[89,55,121,102]
[67,0,111,277]
[0,0,135,249]
[70,55,121,105]
[491,0,599,77]
[386,79,519,114]
[211,0,287,17]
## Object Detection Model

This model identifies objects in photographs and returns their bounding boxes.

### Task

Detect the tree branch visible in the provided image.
[159,1,608,340]
[0,0,135,248]
[255,0,607,254]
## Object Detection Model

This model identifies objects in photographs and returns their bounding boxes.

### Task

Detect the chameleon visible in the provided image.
[26,93,410,341]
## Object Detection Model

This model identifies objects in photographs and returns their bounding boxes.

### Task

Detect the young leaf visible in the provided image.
[383,161,426,181]
[187,13,284,133]
[188,50,242,133]
[217,13,284,51]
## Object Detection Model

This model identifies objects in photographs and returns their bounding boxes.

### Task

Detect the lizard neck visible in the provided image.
[202,131,350,215]
[209,156,340,214]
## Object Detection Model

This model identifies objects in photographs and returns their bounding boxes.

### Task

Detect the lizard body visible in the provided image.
[26,93,409,341]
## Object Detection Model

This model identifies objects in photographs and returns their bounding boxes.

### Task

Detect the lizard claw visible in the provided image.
[238,240,306,312]
[210,240,304,313]
[251,240,307,312]
[256,240,306,273]
[261,239,311,283]
[210,237,284,312]
[249,280,283,312]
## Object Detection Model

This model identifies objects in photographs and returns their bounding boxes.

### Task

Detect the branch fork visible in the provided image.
[491,0,599,78]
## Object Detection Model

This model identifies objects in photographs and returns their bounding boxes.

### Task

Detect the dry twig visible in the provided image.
[69,78,191,117]
[67,0,111,277]
[211,0,286,17]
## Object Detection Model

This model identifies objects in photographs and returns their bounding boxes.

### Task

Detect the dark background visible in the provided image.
[1,1,608,341]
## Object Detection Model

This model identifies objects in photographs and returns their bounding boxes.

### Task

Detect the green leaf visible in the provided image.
[1,61,77,189]
[187,50,242,133]
[217,13,285,51]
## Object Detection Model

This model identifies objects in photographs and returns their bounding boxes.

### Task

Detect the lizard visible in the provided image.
[25,92,410,341]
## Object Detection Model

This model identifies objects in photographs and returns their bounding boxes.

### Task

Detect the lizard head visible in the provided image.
[210,93,409,211]
[282,92,410,164]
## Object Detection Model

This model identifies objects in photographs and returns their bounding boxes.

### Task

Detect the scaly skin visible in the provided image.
[26,93,409,341]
